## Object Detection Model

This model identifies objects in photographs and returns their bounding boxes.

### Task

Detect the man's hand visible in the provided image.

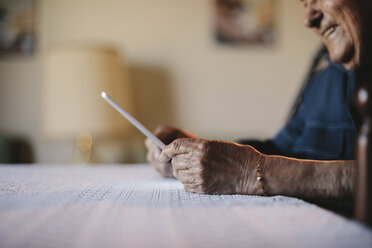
[145,126,197,177]
[159,138,262,194]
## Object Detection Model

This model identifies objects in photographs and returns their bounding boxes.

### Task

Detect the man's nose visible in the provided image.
[303,0,323,28]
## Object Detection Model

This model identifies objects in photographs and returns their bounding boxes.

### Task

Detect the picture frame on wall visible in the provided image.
[0,0,36,56]
[214,0,276,46]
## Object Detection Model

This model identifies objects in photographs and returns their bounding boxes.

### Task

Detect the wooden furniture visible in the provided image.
[0,135,33,163]
[0,164,371,248]
[356,82,372,227]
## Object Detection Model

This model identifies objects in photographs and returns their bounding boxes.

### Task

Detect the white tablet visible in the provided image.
[101,92,165,149]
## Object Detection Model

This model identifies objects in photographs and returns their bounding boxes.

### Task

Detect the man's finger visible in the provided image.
[171,154,193,171]
[183,183,204,194]
[159,138,200,162]
[147,148,160,163]
[172,155,192,178]
[177,170,195,184]
[145,138,158,150]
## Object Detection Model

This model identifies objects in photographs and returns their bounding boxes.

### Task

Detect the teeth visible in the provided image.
[324,26,336,37]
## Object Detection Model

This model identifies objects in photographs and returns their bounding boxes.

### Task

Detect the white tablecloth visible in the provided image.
[0,164,371,248]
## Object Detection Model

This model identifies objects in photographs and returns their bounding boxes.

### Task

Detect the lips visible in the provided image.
[322,25,337,38]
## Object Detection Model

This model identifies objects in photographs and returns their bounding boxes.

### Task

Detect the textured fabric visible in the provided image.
[273,59,358,160]
[0,164,371,248]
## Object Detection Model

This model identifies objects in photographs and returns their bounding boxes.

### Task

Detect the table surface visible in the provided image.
[0,164,371,248]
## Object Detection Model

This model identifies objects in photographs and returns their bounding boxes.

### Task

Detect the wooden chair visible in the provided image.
[355,79,372,227]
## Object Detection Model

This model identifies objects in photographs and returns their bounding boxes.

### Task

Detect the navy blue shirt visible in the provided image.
[273,59,358,160]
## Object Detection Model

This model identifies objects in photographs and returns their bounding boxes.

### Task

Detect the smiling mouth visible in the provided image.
[323,25,337,38]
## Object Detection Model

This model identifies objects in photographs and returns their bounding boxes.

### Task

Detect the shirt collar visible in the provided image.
[326,56,355,76]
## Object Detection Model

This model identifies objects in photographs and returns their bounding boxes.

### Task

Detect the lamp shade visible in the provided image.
[42,45,133,139]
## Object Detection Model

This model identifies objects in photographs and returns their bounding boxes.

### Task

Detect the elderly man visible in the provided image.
[145,0,372,199]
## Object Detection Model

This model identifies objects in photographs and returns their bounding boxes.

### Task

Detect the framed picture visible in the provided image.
[0,0,36,55]
[214,0,276,46]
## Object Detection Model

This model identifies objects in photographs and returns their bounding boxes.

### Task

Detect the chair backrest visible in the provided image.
[355,80,372,227]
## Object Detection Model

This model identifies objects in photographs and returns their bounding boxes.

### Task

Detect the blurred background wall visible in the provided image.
[0,0,320,163]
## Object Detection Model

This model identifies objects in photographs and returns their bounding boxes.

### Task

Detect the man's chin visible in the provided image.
[342,60,359,71]
[329,51,359,71]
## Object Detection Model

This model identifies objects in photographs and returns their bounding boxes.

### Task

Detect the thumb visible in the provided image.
[159,138,197,162]
[159,149,172,163]
[159,141,177,163]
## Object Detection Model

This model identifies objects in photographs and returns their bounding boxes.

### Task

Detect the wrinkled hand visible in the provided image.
[145,126,197,177]
[159,138,262,194]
